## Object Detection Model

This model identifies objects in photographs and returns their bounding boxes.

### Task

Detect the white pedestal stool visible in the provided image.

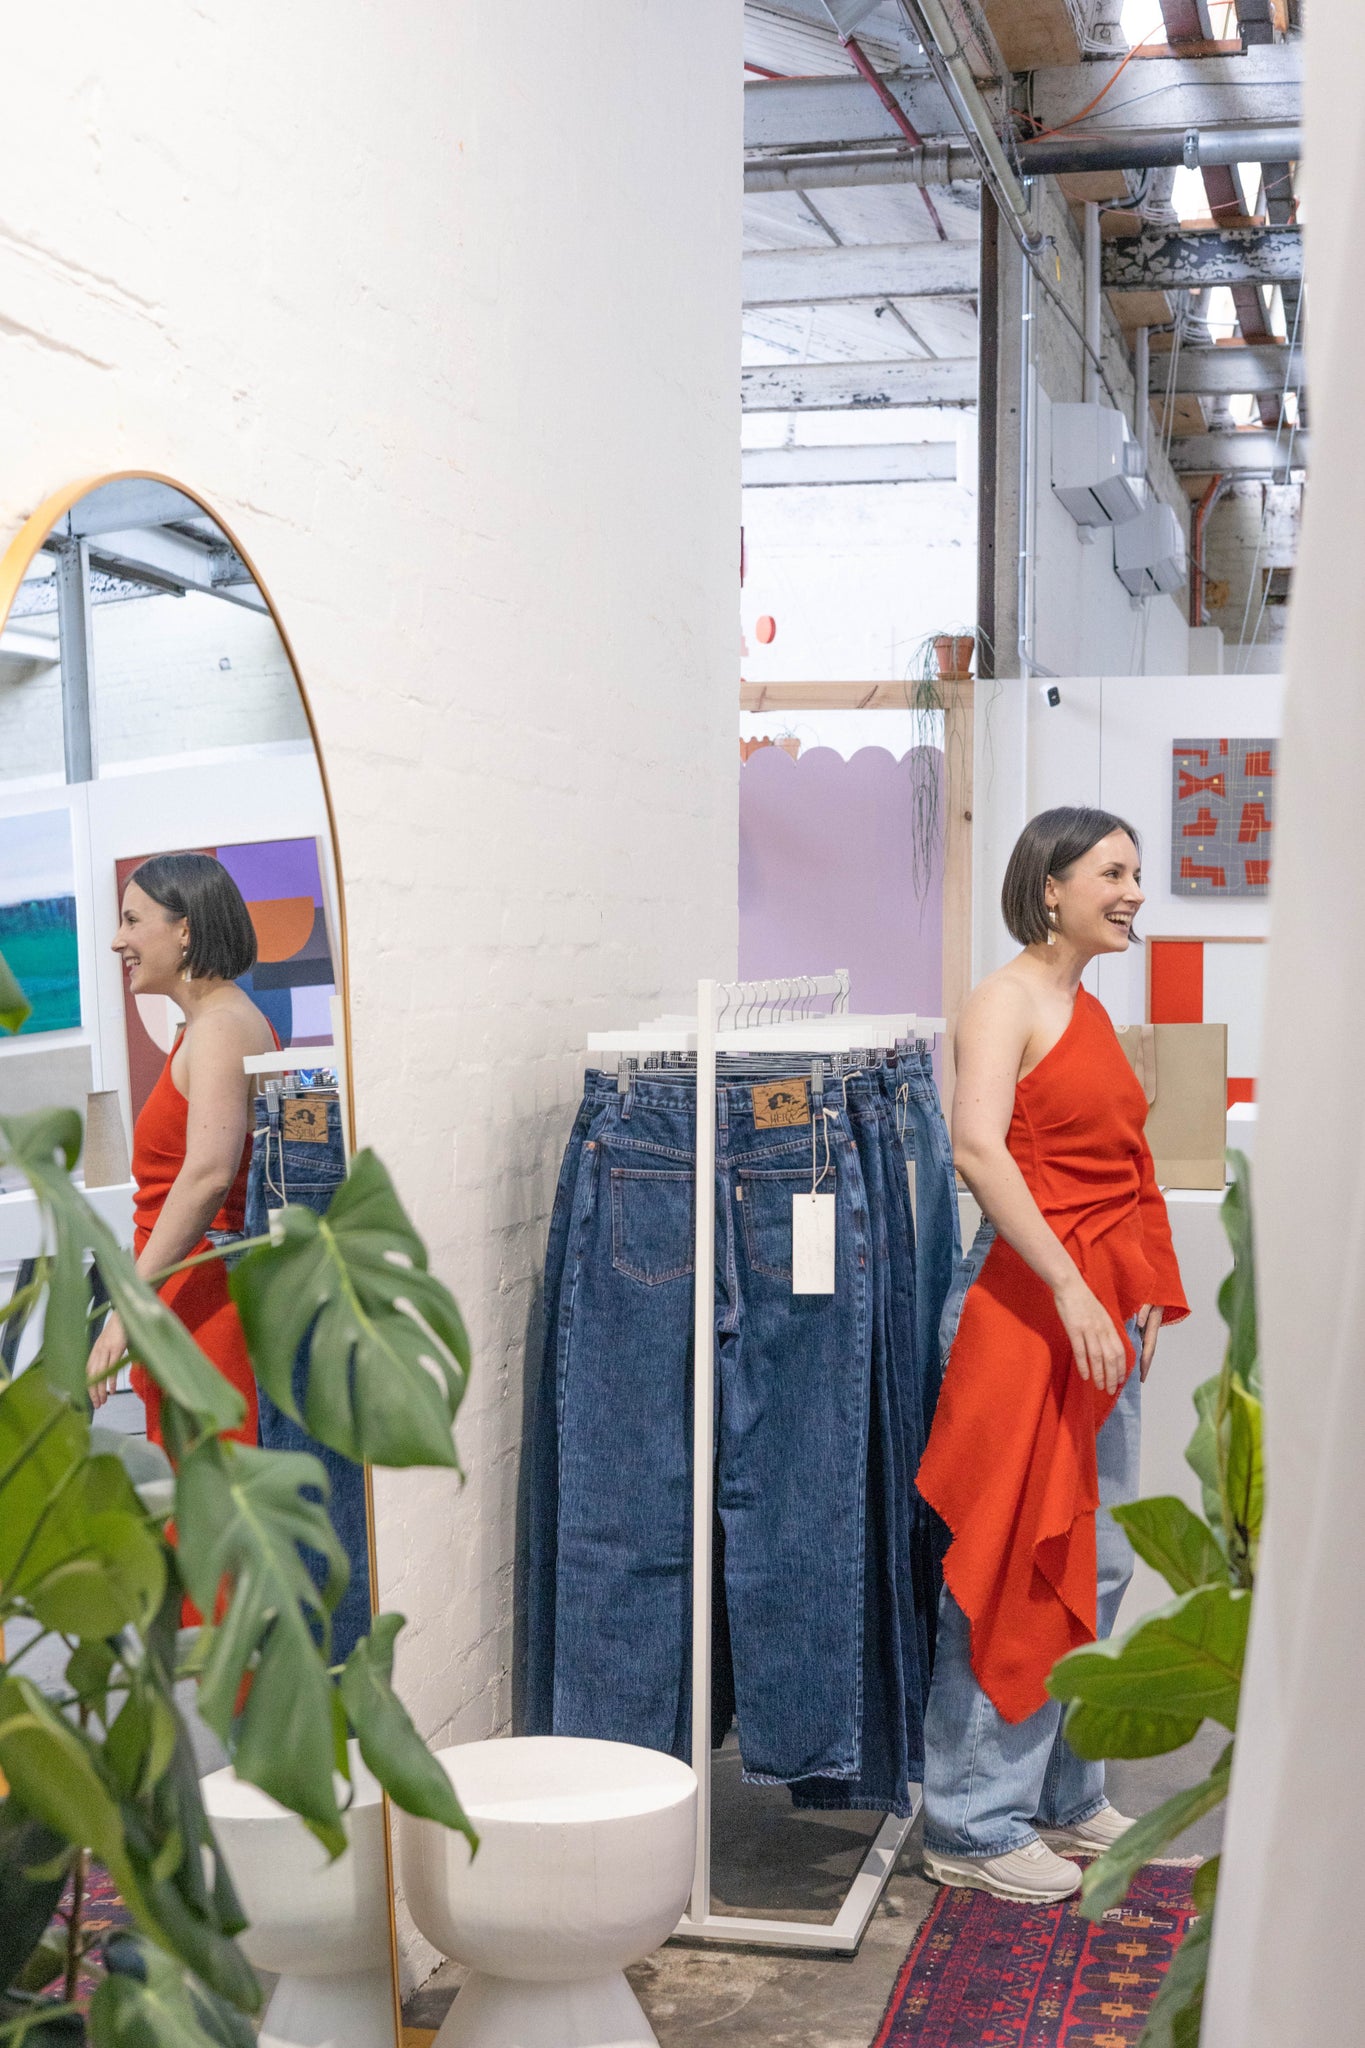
[200,1747,393,2048]
[400,1735,697,2048]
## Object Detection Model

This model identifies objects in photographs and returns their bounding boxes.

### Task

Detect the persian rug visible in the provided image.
[39,1863,134,2005]
[872,1864,1200,2047]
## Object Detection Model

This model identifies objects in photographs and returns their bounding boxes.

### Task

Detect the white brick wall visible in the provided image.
[0,0,741,1983]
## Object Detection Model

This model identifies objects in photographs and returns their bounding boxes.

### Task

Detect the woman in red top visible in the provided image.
[87,853,277,1445]
[917,808,1188,1904]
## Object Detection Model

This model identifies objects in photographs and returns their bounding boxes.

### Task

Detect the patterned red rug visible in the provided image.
[873,1864,1199,2047]
[39,1864,133,2005]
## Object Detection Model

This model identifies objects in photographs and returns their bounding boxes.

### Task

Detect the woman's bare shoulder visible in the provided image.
[961,964,1039,1026]
[185,995,276,1065]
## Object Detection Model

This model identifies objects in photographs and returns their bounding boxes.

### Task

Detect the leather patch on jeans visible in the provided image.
[751,1078,810,1129]
[282,1097,330,1143]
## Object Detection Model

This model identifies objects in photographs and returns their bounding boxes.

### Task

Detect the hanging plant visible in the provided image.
[901,629,977,903]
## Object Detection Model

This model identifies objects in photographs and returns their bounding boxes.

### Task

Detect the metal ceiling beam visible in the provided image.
[745,123,1302,190]
[742,441,958,485]
[59,480,203,539]
[1102,225,1302,289]
[1169,430,1308,474]
[52,539,96,784]
[1024,43,1301,135]
[1152,344,1304,395]
[745,71,961,150]
[85,525,268,613]
[743,240,979,305]
[742,356,978,409]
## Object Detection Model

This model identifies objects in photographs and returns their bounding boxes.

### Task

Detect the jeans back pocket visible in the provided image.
[610,1167,695,1285]
[738,1165,827,1283]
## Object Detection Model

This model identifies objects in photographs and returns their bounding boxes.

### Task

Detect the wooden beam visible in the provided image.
[1103,225,1303,290]
[741,358,978,412]
[742,443,959,487]
[941,688,974,1120]
[742,241,980,308]
[740,680,976,711]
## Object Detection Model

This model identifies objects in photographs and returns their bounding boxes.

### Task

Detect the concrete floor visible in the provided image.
[404,1725,1226,2047]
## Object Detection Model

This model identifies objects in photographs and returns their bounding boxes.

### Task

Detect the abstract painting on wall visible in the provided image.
[116,836,336,1116]
[0,809,81,1035]
[1170,737,1277,898]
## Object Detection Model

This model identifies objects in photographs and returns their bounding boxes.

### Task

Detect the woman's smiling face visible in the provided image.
[111,882,187,998]
[1048,830,1145,954]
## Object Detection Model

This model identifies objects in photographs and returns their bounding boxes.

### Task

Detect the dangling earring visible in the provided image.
[180,944,192,983]
[1046,906,1059,948]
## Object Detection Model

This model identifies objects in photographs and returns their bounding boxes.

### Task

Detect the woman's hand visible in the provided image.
[1136,1303,1164,1382]
[86,1311,128,1410]
[1054,1275,1129,1395]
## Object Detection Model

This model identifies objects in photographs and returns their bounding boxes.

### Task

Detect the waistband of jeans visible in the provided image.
[583,1070,872,1132]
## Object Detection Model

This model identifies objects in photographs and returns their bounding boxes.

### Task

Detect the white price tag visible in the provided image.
[792,1191,836,1294]
[905,1157,918,1231]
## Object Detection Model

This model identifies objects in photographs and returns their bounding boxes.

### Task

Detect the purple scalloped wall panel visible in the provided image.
[739,745,943,1018]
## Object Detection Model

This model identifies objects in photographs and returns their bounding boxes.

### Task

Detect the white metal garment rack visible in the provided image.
[587,972,946,1954]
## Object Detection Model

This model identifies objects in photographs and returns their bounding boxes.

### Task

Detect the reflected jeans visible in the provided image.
[921,1220,1142,1857]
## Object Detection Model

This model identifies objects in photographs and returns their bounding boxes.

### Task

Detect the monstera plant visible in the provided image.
[0,1076,474,2044]
[1049,1151,1261,2048]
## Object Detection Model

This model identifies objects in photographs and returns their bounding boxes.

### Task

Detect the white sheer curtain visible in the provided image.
[1203,11,1365,2041]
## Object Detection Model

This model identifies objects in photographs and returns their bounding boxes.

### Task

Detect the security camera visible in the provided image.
[1040,684,1062,708]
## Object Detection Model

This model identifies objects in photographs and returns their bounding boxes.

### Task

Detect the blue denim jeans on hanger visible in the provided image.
[550,1072,873,1784]
[526,1070,618,1734]
[897,1047,962,1440]
[921,1220,1142,1856]
[244,1096,372,1663]
[789,1076,916,1818]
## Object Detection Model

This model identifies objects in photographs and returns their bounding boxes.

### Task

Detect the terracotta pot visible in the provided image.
[775,735,802,760]
[739,735,774,763]
[933,633,975,682]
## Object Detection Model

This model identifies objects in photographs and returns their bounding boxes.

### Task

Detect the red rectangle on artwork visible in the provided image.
[1150,940,1203,1024]
[1228,1078,1257,1108]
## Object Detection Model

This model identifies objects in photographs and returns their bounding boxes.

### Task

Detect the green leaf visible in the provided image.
[231,1149,468,1468]
[0,950,31,1037]
[1191,1853,1220,1914]
[65,1641,117,1719]
[1225,1382,1264,1564]
[1139,1908,1211,2048]
[0,1113,243,1435]
[0,1994,85,2045]
[0,1374,88,1606]
[0,1801,72,1996]
[1049,1584,1251,1758]
[10,1944,69,1997]
[1218,1151,1259,1396]
[91,1934,256,2048]
[1079,1743,1231,1919]
[11,1457,165,1640]
[1185,1375,1223,1529]
[338,1614,477,1847]
[1113,1496,1227,1597]
[174,1438,349,1855]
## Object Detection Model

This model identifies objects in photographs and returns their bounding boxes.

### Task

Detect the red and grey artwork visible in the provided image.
[1170,737,1277,899]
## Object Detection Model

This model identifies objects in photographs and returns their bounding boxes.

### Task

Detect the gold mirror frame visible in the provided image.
[0,471,404,2046]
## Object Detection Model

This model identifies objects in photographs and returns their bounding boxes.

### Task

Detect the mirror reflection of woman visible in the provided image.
[87,853,277,1445]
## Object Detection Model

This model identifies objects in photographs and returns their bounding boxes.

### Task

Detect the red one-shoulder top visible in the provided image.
[916,987,1189,1723]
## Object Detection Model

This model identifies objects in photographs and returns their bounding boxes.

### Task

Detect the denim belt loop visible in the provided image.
[717,1084,729,1133]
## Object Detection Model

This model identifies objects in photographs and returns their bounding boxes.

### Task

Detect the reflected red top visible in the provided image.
[916,988,1189,1723]
[128,1030,276,1450]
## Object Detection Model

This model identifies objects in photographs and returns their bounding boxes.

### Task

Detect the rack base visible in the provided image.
[670,1797,920,1956]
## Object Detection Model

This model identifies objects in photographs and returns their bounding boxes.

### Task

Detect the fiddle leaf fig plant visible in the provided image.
[0,1092,475,2047]
[1048,1149,1261,2048]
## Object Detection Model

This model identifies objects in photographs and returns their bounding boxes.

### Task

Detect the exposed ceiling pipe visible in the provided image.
[837,30,948,239]
[1190,473,1228,627]
[1083,201,1102,405]
[895,0,1042,249]
[1134,326,1151,463]
[744,126,1304,192]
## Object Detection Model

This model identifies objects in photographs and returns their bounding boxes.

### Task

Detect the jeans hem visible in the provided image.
[923,1827,1039,1859]
[741,1763,859,1788]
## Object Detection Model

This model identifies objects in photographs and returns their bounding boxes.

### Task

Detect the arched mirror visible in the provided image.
[0,474,401,2046]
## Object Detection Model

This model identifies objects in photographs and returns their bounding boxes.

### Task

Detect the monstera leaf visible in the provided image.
[174,1437,350,1855]
[231,1149,468,1468]
[338,1614,476,1847]
[0,1111,244,1432]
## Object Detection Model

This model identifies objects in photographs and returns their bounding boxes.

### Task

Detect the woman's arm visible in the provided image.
[952,979,1130,1393]
[89,1010,253,1408]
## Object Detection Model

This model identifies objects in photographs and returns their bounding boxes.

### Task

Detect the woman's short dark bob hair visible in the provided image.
[1001,807,1142,948]
[126,852,258,982]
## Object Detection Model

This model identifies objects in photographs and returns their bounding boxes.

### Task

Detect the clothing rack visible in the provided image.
[586,973,944,1954]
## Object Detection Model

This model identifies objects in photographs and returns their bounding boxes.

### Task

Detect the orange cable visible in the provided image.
[1018,24,1167,141]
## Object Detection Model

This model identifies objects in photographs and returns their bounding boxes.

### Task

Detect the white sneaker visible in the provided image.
[1046,1803,1136,1853]
[922,1836,1084,1902]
